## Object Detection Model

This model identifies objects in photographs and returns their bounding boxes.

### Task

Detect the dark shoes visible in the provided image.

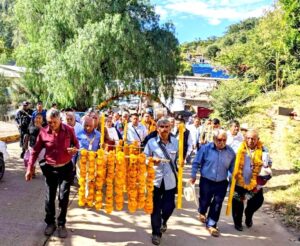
[44,224,68,238]
[245,217,253,228]
[44,224,56,236]
[234,223,243,231]
[58,225,68,238]
[160,224,167,233]
[152,235,161,245]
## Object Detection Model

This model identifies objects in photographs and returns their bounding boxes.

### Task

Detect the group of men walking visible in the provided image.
[18,101,272,245]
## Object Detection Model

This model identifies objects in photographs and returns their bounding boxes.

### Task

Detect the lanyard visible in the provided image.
[86,133,96,150]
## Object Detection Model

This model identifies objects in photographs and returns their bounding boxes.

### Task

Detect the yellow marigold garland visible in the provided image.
[137,153,147,209]
[78,149,88,206]
[236,141,263,190]
[128,154,138,213]
[78,142,154,214]
[115,151,126,210]
[87,151,97,207]
[144,157,155,214]
[95,149,105,210]
[105,150,115,214]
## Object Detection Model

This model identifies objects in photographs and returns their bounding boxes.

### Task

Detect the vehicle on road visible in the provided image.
[0,141,8,181]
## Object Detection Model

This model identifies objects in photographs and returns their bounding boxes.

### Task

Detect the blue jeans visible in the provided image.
[40,162,73,226]
[199,177,228,227]
[151,180,176,236]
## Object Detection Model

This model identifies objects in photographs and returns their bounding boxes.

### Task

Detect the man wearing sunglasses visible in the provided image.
[144,118,178,245]
[190,129,235,237]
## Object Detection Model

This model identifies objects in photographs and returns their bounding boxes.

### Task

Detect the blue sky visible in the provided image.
[151,0,276,43]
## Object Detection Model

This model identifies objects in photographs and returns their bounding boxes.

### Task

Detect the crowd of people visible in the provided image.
[16,100,272,245]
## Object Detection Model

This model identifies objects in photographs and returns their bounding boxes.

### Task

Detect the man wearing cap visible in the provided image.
[32,101,47,126]
[15,101,33,158]
[240,123,249,138]
[25,109,79,238]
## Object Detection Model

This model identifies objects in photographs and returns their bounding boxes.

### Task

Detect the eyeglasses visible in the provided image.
[216,138,226,142]
[159,125,169,129]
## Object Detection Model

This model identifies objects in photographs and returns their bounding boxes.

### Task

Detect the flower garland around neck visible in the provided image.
[235,140,263,191]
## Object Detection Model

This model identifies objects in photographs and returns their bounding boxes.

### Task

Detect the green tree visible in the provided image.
[211,79,260,121]
[280,0,300,58]
[0,0,16,61]
[0,75,11,116]
[14,0,180,110]
[179,61,193,76]
[205,44,220,60]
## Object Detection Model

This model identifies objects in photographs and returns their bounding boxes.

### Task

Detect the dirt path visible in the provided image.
[0,142,298,246]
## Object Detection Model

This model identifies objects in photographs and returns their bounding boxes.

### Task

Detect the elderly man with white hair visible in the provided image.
[190,129,236,237]
[65,111,83,136]
[231,129,272,232]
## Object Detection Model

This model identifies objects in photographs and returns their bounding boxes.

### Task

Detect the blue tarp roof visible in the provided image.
[192,64,230,79]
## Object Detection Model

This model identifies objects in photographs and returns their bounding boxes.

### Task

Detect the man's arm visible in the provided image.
[228,150,236,174]
[190,145,204,183]
[15,110,21,126]
[186,131,194,157]
[25,132,44,181]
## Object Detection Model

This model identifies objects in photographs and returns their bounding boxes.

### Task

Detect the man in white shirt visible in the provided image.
[187,116,203,150]
[226,120,244,153]
[127,113,148,145]
[174,118,193,162]
[65,112,83,136]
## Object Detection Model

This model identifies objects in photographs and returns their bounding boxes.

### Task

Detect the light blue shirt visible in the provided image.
[144,135,178,190]
[242,147,272,185]
[74,122,83,136]
[127,122,148,144]
[191,142,236,182]
[76,129,100,151]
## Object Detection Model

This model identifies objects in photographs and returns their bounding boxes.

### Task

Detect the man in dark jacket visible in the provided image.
[15,101,33,158]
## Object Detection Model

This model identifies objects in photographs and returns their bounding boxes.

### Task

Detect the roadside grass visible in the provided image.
[239,84,300,231]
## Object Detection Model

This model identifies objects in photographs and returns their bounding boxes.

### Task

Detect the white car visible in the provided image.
[0,141,8,180]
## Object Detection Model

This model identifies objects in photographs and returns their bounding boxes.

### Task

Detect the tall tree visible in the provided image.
[14,0,180,109]
[0,0,15,61]
[280,0,300,58]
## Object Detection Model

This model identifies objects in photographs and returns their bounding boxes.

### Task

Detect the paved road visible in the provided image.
[0,143,298,246]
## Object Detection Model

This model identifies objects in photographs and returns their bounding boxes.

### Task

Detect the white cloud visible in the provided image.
[208,18,222,25]
[154,0,273,25]
[154,6,168,20]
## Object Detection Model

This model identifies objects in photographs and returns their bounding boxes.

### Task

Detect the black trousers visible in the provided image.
[151,181,176,236]
[40,162,73,226]
[199,177,228,227]
[232,185,264,226]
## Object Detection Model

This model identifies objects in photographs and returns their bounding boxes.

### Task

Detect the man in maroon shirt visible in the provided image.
[25,109,79,238]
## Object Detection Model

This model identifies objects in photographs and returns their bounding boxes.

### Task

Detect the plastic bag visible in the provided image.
[184,181,198,207]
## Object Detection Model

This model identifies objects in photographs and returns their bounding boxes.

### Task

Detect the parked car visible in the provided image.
[0,141,9,181]
[128,100,139,110]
